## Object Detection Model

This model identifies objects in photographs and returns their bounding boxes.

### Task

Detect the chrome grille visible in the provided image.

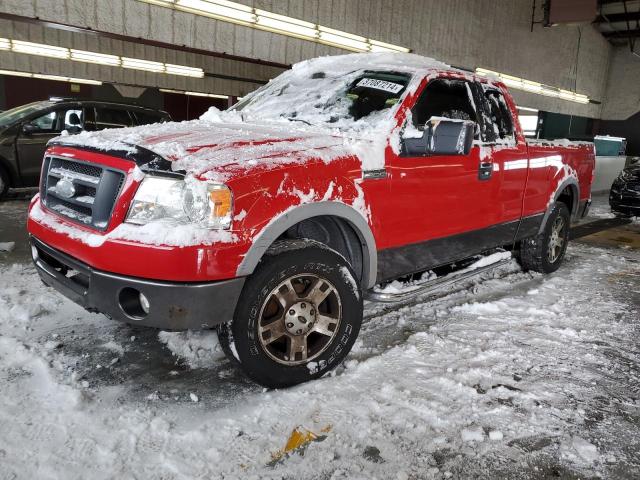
[41,156,125,231]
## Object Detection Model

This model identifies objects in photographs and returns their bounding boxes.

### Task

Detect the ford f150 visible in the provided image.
[27,53,595,388]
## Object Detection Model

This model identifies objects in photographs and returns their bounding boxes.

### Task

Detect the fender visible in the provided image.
[236,201,378,289]
[537,176,580,234]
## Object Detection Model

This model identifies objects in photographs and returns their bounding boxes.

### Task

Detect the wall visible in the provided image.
[0,0,612,118]
[0,16,283,99]
[600,47,640,121]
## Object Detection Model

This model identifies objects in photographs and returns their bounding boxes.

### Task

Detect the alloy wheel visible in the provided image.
[548,216,567,263]
[258,274,342,365]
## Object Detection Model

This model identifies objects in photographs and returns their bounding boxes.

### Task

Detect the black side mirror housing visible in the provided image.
[22,123,39,135]
[403,118,475,156]
[428,118,474,156]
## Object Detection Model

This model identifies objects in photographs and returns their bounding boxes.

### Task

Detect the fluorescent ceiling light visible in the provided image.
[160,88,228,99]
[122,57,165,72]
[185,91,228,99]
[476,67,590,104]
[165,63,205,77]
[0,68,102,85]
[12,40,69,59]
[517,106,539,113]
[5,37,203,78]
[137,0,410,53]
[0,69,32,77]
[177,0,255,24]
[70,49,121,66]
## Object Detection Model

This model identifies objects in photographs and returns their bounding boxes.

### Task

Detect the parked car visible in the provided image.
[610,159,640,217]
[0,98,170,198]
[27,53,595,388]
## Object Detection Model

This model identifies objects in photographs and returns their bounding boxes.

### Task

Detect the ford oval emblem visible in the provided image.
[56,178,76,199]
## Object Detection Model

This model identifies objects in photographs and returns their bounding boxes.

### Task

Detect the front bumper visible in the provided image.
[31,236,245,330]
[609,188,640,215]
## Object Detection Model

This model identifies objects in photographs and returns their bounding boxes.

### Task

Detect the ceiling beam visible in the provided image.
[602,28,640,38]
[595,11,640,23]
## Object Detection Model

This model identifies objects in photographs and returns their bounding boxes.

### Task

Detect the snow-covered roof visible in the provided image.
[288,52,456,76]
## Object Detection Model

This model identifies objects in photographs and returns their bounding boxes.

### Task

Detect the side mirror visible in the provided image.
[22,123,39,135]
[427,118,475,156]
[402,118,475,156]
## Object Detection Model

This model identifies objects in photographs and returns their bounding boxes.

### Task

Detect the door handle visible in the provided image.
[478,162,493,181]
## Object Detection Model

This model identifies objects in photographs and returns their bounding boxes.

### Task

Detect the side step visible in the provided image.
[366,255,514,304]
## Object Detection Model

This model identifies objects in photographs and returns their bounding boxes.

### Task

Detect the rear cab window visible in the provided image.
[478,85,516,144]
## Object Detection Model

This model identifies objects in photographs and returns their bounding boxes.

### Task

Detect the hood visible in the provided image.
[621,164,640,180]
[52,119,353,181]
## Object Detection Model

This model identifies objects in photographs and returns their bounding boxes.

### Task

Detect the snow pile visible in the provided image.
[4,207,640,477]
[0,241,15,252]
[158,330,225,368]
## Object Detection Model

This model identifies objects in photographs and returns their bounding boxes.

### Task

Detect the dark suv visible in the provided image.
[0,98,171,198]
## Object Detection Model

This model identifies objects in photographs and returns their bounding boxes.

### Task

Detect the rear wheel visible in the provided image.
[218,239,363,388]
[517,202,570,274]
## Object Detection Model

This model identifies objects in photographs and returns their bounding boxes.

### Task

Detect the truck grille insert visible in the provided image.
[40,156,125,231]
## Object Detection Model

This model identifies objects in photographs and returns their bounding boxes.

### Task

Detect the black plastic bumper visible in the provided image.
[609,191,640,215]
[30,237,245,330]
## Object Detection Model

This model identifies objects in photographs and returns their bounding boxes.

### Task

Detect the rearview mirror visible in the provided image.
[403,118,475,156]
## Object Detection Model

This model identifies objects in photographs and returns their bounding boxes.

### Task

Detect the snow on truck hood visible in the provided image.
[56,118,352,181]
[53,52,460,177]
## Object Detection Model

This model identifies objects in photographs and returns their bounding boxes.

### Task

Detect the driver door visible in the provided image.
[16,107,83,185]
[379,77,503,281]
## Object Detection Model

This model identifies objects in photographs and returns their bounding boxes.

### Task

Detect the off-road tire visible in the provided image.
[517,202,571,274]
[218,238,363,388]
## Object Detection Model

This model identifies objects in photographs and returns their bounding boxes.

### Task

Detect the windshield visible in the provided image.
[233,69,411,130]
[0,101,54,129]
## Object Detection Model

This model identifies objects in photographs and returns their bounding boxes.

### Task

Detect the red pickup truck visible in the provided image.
[27,53,594,388]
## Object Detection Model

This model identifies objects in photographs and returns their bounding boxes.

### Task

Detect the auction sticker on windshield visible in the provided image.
[356,78,404,94]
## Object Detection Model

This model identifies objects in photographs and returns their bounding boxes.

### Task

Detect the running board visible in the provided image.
[366,258,513,304]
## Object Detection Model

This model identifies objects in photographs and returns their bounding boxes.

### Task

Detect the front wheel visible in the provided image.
[517,202,571,274]
[0,168,9,200]
[218,239,363,388]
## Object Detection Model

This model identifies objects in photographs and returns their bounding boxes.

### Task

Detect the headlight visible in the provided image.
[126,176,233,229]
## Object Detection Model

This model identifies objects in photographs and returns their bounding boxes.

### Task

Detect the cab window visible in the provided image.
[28,111,58,132]
[483,88,514,141]
[95,108,133,130]
[411,79,480,137]
[63,109,83,132]
[133,110,166,125]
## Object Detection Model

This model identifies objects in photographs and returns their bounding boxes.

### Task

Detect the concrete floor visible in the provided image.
[1,191,639,479]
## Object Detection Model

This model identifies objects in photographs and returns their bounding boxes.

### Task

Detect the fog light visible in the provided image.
[31,245,38,261]
[139,293,150,314]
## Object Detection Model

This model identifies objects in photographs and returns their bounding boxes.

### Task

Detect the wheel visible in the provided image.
[517,202,570,274]
[219,239,363,388]
[0,168,9,200]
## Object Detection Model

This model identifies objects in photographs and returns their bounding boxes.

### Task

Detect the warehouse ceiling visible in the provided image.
[595,0,640,49]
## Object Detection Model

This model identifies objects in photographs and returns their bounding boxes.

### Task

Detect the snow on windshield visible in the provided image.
[233,52,452,131]
[234,68,411,130]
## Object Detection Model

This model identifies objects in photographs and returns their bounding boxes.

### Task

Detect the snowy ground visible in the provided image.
[1,193,639,479]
